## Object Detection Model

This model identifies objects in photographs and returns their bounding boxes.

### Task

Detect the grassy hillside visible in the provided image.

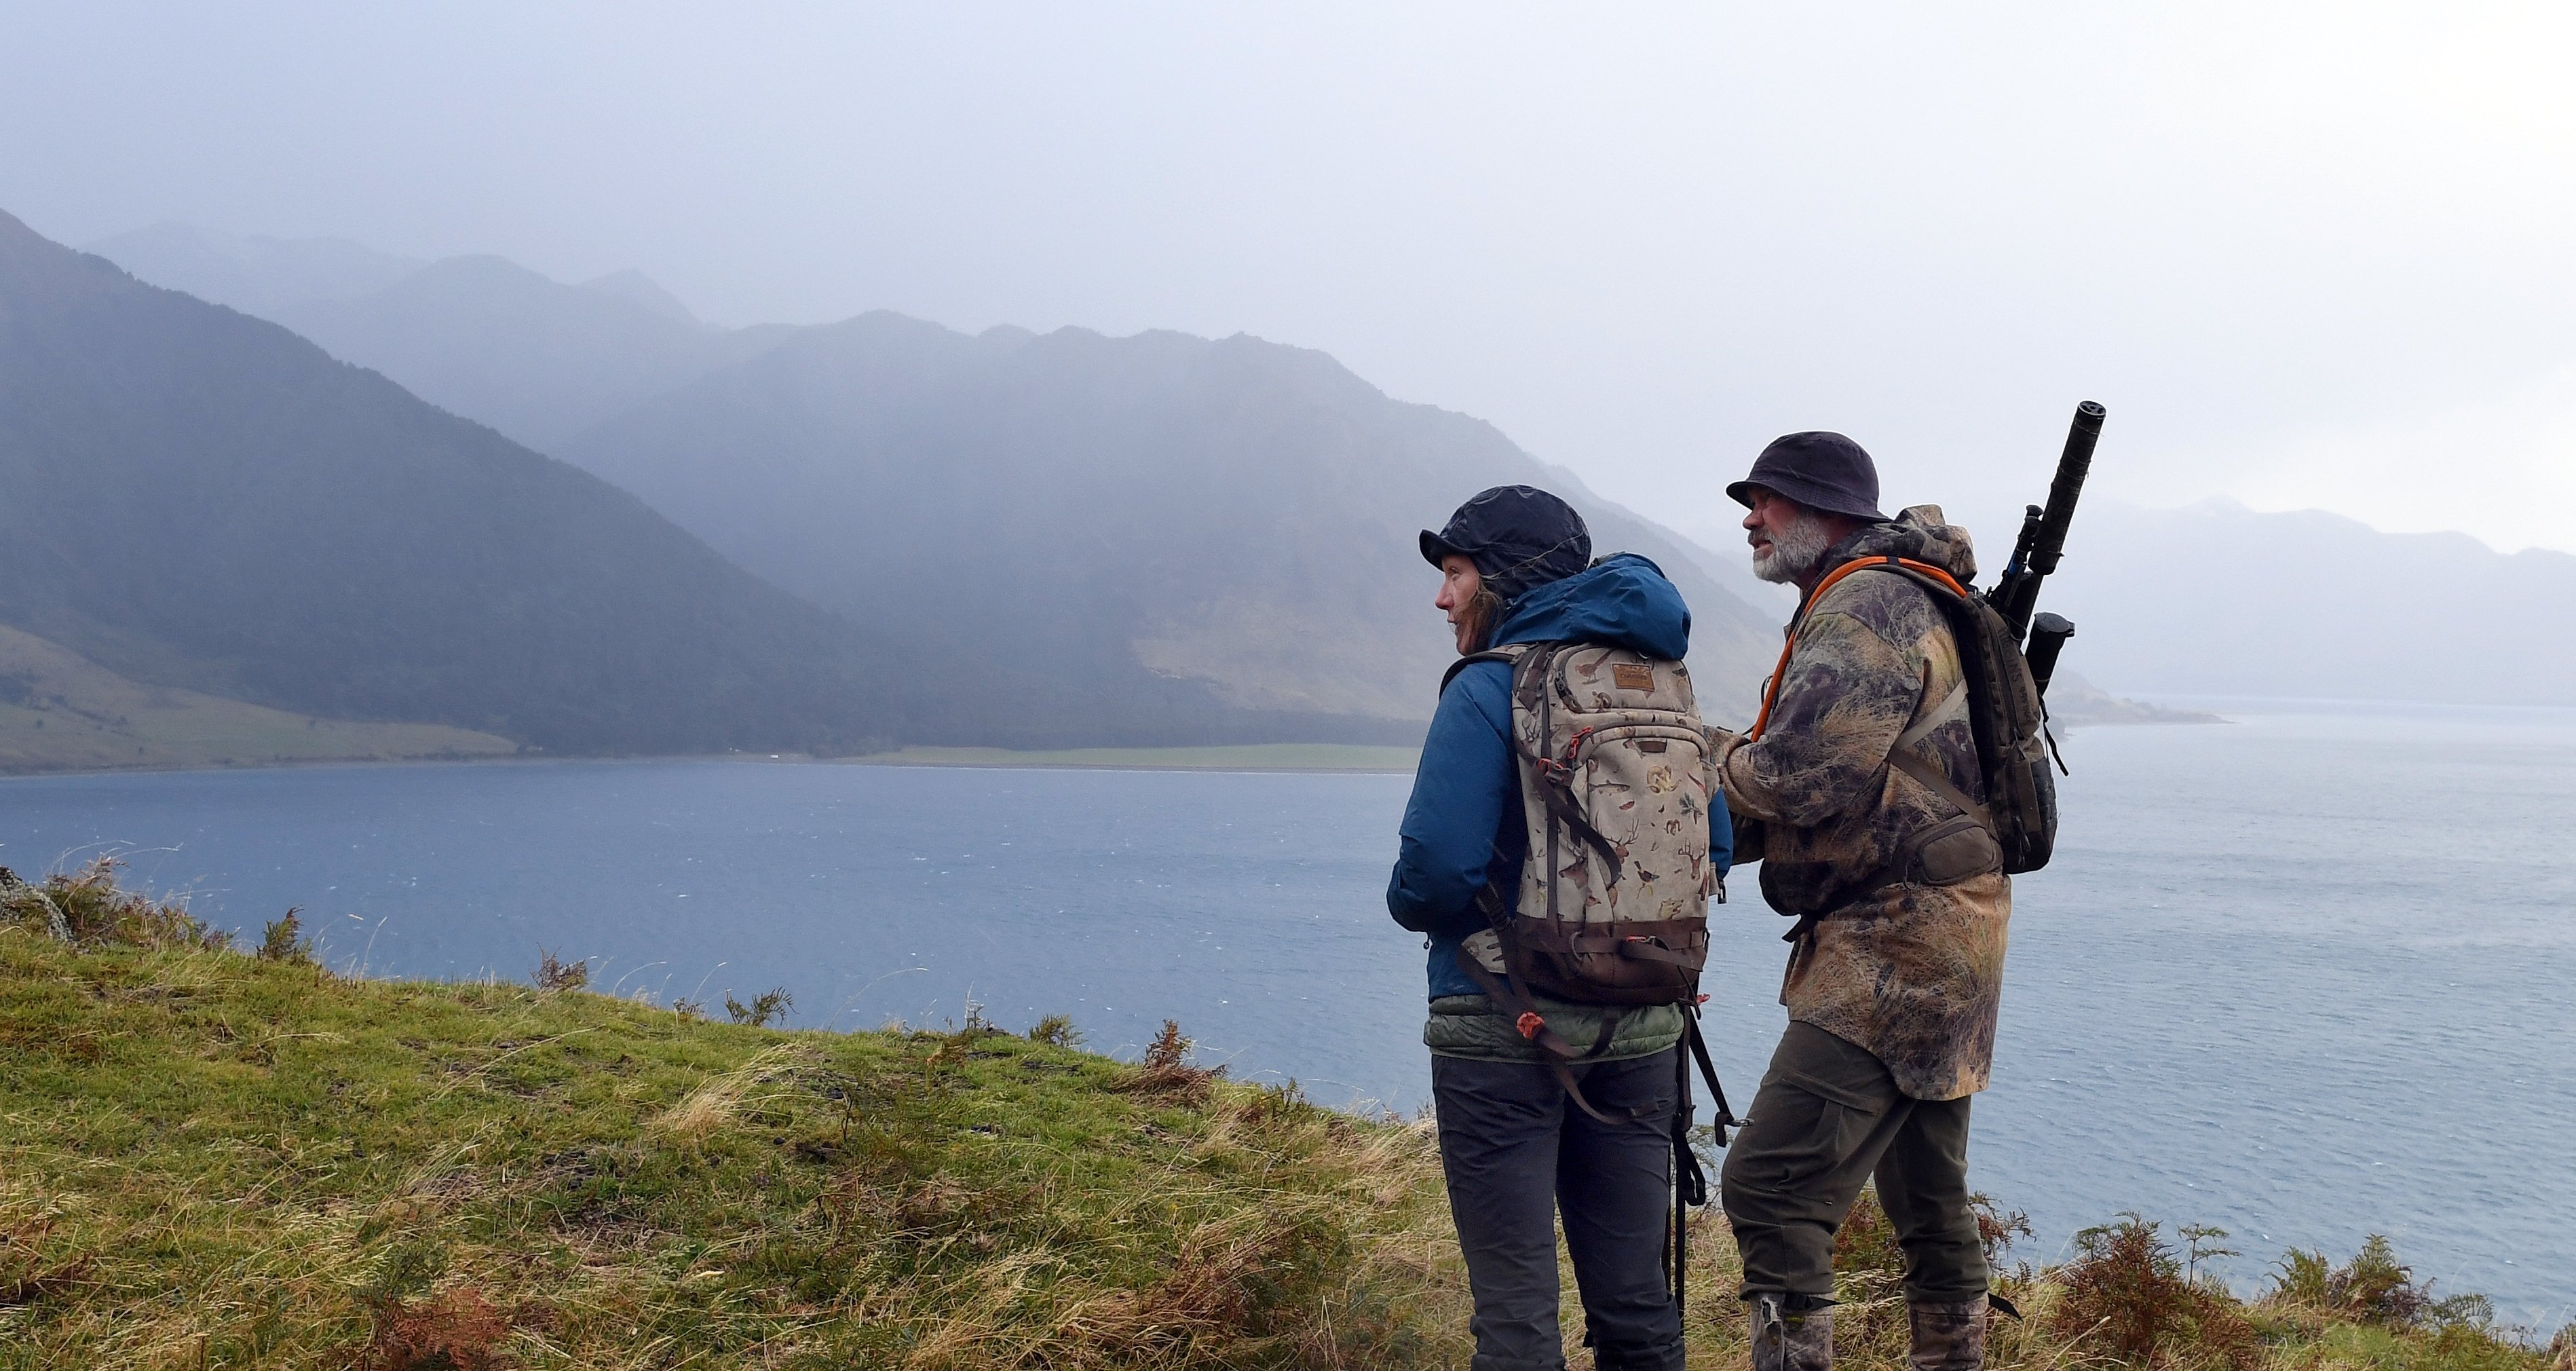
[0,624,513,773]
[1,865,2560,1370]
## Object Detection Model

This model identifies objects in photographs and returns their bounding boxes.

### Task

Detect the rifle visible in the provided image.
[1986,400,2105,698]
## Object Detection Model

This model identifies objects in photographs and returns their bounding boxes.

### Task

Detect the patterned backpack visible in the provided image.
[1441,639,1742,1285]
[1438,641,1721,1074]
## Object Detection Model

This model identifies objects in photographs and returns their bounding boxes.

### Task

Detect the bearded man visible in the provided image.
[1708,432,2011,1371]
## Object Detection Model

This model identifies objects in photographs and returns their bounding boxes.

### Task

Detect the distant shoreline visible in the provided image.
[841,743,1424,773]
[12,697,2571,781]
[0,743,1428,781]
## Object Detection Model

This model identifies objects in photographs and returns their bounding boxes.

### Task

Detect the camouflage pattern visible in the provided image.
[1713,507,2012,1101]
[1908,1297,1991,1371]
[1751,1295,1836,1371]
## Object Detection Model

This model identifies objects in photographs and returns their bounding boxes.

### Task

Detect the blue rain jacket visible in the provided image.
[1386,553,1732,999]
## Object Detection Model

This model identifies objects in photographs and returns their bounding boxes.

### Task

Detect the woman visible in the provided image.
[1388,485,1730,1371]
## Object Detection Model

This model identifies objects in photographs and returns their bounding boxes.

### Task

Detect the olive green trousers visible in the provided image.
[1718,1021,1989,1303]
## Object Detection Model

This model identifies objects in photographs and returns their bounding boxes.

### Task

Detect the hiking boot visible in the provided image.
[1906,1296,1988,1371]
[1750,1293,1834,1371]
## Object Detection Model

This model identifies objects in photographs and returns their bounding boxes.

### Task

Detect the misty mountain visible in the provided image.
[264,257,802,452]
[0,209,905,755]
[2043,500,2576,707]
[557,313,1783,746]
[579,268,701,324]
[86,221,425,316]
[89,223,800,452]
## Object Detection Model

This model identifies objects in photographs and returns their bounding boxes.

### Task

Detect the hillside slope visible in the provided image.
[560,315,1781,745]
[0,209,905,756]
[0,872,1464,1369]
[84,221,427,317]
[0,623,514,772]
[3,866,2547,1370]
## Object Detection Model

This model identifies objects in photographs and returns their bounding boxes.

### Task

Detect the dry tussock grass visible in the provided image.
[364,1285,510,1370]
[887,1087,1467,1370]
[650,1043,813,1141]
[1,856,230,951]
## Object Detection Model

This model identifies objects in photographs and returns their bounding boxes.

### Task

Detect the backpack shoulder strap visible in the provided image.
[1887,679,1987,812]
[1439,642,1531,697]
[1749,557,1967,740]
[1846,561,1999,827]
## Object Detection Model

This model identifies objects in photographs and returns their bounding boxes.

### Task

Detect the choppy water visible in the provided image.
[2,702,2569,1328]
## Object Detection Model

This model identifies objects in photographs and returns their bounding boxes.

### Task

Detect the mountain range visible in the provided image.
[88,222,804,452]
[2043,498,2576,707]
[554,313,1778,745]
[29,215,2554,778]
[1,210,907,759]
[77,221,1779,750]
[3,216,1785,767]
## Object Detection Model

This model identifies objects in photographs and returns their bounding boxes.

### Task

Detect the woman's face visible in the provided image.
[1436,554,1485,653]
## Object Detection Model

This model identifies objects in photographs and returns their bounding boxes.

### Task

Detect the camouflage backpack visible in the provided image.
[1439,640,1720,1048]
[1749,550,2060,890]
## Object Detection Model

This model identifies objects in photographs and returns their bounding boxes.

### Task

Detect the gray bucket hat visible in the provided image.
[1726,431,1889,523]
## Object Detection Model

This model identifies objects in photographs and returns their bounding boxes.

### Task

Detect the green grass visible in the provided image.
[850,743,1422,772]
[0,624,515,774]
[1,864,2561,1370]
[0,865,1464,1369]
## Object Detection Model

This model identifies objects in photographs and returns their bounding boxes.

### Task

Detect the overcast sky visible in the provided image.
[9,3,2573,555]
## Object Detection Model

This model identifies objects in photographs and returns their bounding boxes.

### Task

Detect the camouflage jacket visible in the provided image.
[1713,508,2011,1100]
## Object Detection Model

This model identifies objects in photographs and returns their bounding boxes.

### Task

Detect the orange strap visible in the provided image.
[1745,557,1967,740]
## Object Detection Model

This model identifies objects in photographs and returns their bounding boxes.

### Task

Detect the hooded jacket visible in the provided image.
[1388,553,1732,1062]
[1713,506,2011,1100]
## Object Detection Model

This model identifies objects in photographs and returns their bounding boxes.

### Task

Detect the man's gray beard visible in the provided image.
[1751,510,1835,584]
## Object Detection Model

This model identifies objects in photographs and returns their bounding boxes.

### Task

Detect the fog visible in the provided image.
[8,3,2573,555]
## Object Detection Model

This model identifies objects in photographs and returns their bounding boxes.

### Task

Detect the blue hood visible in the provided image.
[1489,552,1692,659]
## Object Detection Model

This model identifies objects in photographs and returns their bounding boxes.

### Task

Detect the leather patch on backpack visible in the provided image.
[1612,663,1655,692]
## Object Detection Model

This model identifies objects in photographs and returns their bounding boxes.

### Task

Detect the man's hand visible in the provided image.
[1703,723,1761,866]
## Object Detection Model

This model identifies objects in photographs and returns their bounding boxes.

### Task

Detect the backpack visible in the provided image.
[1749,555,2059,886]
[1437,641,1719,1076]
[1439,639,1742,1271]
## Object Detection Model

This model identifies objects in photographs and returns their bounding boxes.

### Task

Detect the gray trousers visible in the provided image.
[1432,1049,1686,1371]
[1718,1021,1988,1302]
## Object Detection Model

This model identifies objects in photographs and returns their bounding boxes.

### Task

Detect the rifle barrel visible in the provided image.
[2027,401,2105,577]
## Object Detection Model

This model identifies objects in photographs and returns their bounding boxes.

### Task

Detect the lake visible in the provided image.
[1,702,2570,1329]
